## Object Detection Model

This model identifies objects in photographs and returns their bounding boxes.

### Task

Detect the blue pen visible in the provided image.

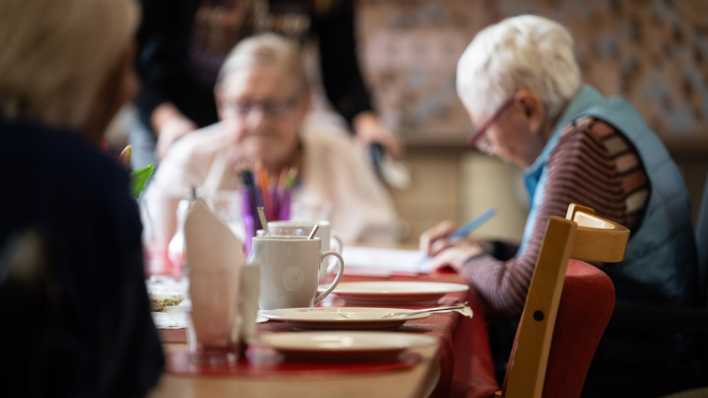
[448,207,497,241]
[419,208,497,268]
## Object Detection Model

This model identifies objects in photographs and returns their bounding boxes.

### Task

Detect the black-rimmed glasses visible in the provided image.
[224,93,302,119]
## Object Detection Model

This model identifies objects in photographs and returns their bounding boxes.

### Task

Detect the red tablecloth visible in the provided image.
[159,272,498,398]
[320,273,499,398]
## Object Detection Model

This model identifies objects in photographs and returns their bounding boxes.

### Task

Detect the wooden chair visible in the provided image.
[499,204,629,398]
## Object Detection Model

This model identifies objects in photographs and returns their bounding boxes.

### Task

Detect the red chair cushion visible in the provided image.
[542,259,615,398]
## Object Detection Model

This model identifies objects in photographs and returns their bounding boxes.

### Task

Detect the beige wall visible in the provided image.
[389,148,462,247]
[390,147,528,247]
[460,154,526,242]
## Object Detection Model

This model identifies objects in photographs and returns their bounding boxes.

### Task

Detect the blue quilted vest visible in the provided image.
[521,85,697,305]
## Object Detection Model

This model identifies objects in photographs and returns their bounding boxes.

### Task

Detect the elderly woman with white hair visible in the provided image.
[145,33,398,271]
[421,15,700,396]
[0,1,163,397]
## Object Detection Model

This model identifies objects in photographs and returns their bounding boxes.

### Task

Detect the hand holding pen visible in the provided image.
[420,208,496,272]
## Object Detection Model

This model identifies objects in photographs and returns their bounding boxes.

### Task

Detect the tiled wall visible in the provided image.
[359,0,708,143]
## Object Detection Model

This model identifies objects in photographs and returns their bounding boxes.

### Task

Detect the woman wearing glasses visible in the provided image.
[421,15,700,396]
[145,33,398,271]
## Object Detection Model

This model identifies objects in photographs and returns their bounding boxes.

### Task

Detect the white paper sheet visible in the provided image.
[341,246,433,276]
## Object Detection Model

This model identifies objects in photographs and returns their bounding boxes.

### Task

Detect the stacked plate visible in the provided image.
[256,331,437,361]
[262,281,470,331]
[261,307,430,330]
[323,281,469,304]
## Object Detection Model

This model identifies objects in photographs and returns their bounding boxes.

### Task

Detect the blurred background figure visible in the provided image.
[421,15,702,396]
[144,33,399,273]
[132,0,401,172]
[0,0,164,397]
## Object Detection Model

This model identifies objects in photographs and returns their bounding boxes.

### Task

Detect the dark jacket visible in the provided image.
[0,120,164,398]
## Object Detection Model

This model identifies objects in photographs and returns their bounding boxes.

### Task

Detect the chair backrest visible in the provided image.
[502,204,629,398]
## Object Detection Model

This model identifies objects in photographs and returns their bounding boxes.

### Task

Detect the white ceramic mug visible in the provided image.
[266,220,342,278]
[253,236,344,310]
[267,220,342,252]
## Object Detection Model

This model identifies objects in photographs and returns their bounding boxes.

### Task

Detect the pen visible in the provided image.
[419,208,496,268]
[239,169,264,230]
[448,207,497,241]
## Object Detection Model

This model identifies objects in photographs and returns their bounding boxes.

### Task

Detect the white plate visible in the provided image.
[257,331,437,360]
[260,307,430,330]
[325,281,469,304]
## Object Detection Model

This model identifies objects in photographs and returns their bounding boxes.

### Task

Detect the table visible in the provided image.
[151,344,439,398]
[150,273,497,398]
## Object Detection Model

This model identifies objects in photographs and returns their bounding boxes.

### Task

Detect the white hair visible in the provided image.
[0,0,138,129]
[218,33,307,90]
[457,15,581,122]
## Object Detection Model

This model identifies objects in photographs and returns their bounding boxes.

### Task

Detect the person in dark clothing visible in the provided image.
[133,0,400,167]
[0,1,164,397]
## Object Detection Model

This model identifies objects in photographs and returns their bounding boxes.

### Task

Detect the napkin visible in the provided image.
[234,262,260,344]
[185,198,249,348]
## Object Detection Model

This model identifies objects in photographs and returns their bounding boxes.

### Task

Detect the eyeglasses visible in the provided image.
[224,93,302,119]
[467,97,515,148]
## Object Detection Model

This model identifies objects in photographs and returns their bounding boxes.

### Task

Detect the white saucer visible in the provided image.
[260,307,430,330]
[256,331,437,360]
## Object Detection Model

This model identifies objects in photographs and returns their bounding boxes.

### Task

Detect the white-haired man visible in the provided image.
[421,15,701,396]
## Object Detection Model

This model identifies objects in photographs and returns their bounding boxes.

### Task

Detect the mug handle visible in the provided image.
[313,251,344,305]
[330,234,343,253]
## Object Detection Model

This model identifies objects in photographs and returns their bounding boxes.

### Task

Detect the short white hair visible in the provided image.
[0,0,138,129]
[457,15,581,122]
[218,33,307,90]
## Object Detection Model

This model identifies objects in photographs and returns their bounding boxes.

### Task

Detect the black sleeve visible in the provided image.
[489,239,520,261]
[134,0,203,128]
[311,0,374,128]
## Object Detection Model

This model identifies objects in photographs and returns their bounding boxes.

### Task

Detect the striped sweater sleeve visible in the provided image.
[460,118,647,317]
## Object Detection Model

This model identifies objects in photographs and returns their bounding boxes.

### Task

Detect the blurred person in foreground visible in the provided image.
[145,33,398,272]
[0,1,164,397]
[421,15,701,396]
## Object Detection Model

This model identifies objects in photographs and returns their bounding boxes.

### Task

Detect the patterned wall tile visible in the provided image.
[359,0,708,143]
